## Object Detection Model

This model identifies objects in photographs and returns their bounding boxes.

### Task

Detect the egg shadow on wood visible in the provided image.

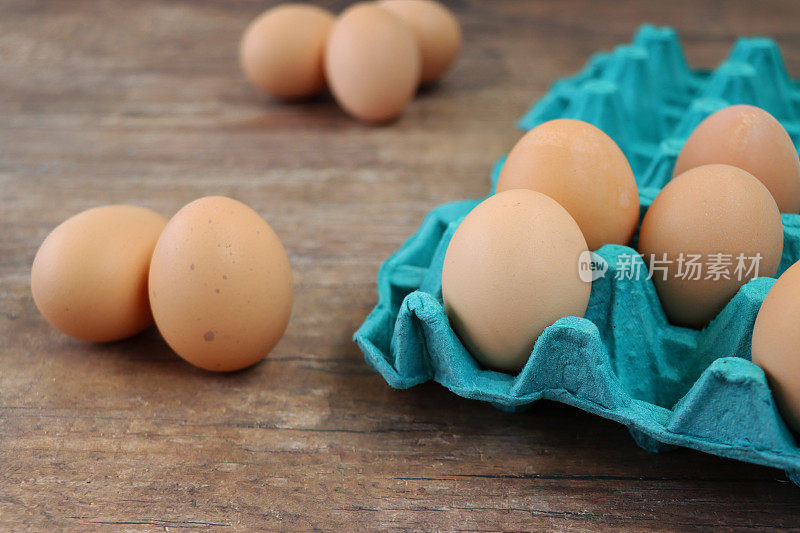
[258,90,337,107]
[81,325,279,384]
[393,385,794,487]
[241,91,354,128]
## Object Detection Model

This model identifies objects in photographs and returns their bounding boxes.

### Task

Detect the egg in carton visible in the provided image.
[354,25,800,484]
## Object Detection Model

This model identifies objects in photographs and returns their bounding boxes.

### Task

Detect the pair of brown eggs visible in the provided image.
[443,104,800,373]
[239,1,462,123]
[31,197,293,372]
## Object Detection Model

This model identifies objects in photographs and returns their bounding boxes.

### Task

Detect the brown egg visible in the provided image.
[442,189,591,373]
[148,196,293,372]
[638,164,783,329]
[674,105,800,213]
[378,0,461,84]
[239,4,334,99]
[324,2,420,123]
[752,260,800,433]
[495,119,639,251]
[31,205,167,342]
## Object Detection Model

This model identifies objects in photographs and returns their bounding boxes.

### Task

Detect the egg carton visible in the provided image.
[519,24,800,198]
[353,25,800,483]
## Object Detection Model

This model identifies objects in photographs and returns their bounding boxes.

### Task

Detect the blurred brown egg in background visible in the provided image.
[324,2,420,123]
[239,4,334,99]
[379,0,462,85]
[239,1,462,123]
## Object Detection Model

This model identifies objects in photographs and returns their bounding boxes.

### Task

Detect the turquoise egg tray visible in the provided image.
[353,25,800,483]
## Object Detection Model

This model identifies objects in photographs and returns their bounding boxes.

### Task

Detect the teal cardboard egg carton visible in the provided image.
[354,25,800,483]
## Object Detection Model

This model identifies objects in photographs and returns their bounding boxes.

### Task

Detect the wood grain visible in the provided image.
[3,0,800,530]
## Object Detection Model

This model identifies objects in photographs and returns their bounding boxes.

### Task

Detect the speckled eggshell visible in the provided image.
[638,164,784,329]
[674,105,800,214]
[31,205,167,342]
[148,196,293,372]
[752,260,800,433]
[442,189,591,373]
[495,119,639,251]
[324,2,420,123]
[378,0,461,84]
[239,4,334,99]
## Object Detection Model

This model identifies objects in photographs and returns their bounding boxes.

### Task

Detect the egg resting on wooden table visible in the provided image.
[495,118,639,251]
[31,205,167,342]
[752,260,800,433]
[638,164,783,329]
[442,189,591,373]
[239,4,334,99]
[378,0,462,85]
[673,105,800,214]
[324,2,420,123]
[148,196,293,372]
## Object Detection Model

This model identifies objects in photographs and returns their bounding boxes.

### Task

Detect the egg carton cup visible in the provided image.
[354,25,800,483]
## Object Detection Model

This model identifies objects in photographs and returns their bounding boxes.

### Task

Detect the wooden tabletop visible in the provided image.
[4,0,800,530]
